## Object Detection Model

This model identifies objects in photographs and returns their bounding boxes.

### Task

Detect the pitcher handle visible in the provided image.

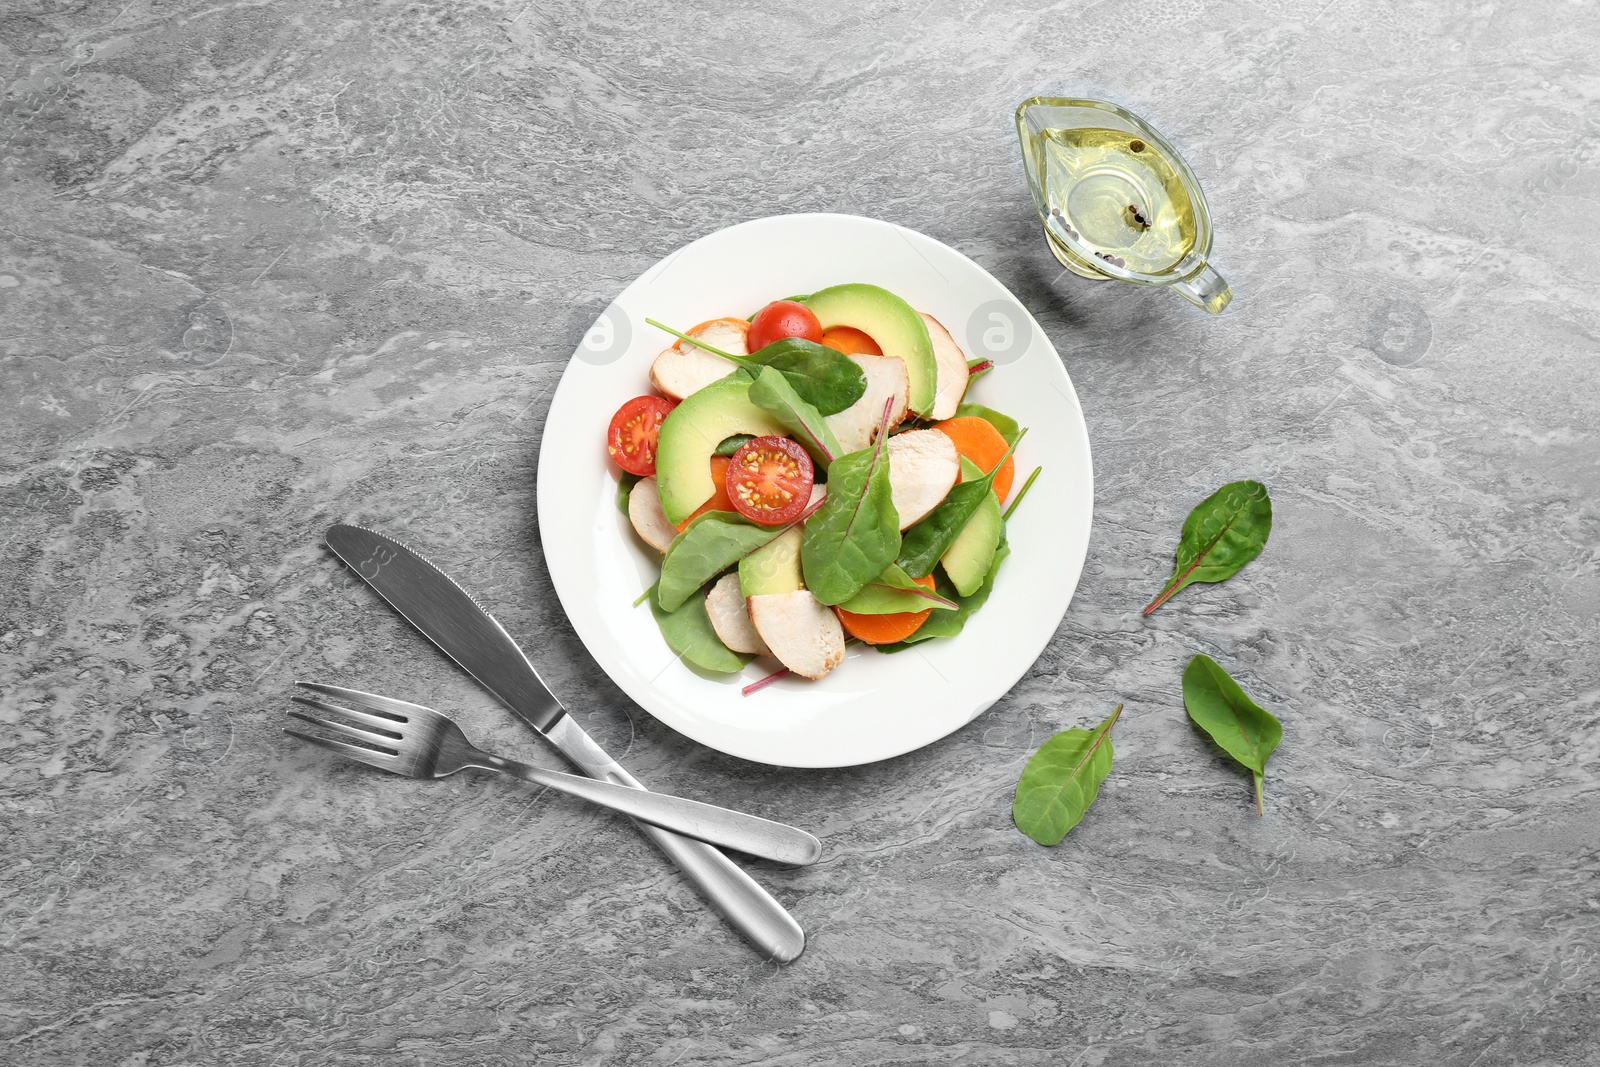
[1170,260,1233,315]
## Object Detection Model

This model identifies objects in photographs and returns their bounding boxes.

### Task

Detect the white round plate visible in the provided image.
[537,214,1092,768]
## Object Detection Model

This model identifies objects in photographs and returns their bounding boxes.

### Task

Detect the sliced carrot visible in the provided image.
[819,326,882,356]
[674,318,750,350]
[674,456,735,532]
[933,416,1015,503]
[836,575,938,645]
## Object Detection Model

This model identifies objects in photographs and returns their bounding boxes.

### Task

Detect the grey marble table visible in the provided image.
[4,2,1598,1064]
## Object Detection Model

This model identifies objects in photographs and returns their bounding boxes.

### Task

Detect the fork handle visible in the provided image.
[474,754,821,866]
[543,714,806,963]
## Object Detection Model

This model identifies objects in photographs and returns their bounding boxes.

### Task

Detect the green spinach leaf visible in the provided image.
[657,512,791,612]
[800,424,900,605]
[742,338,866,416]
[1012,704,1122,845]
[1144,480,1272,615]
[836,563,957,615]
[617,471,641,517]
[877,540,1009,651]
[647,582,750,674]
[714,433,755,458]
[1182,654,1282,816]
[646,318,865,415]
[897,432,1024,578]
[747,365,841,467]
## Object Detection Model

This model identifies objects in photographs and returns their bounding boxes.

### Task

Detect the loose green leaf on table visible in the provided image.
[800,418,901,605]
[657,511,791,611]
[747,365,841,467]
[1143,479,1272,615]
[1012,704,1123,846]
[897,431,1024,578]
[647,582,750,674]
[836,562,958,615]
[1181,654,1282,816]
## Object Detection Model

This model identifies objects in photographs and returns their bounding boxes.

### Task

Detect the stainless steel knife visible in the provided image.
[324,523,806,962]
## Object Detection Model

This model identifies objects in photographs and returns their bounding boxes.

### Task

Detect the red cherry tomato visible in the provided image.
[606,395,676,476]
[747,300,823,352]
[724,436,815,525]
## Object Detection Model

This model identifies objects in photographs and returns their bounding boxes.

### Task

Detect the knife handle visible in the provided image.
[544,714,806,963]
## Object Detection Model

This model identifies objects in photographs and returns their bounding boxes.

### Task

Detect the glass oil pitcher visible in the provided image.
[1016,96,1232,314]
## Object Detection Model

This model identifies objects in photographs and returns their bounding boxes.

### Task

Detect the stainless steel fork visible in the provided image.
[286,682,821,866]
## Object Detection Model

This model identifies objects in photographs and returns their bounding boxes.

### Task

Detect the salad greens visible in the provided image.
[877,541,1009,651]
[1182,654,1282,816]
[646,318,866,416]
[617,471,641,517]
[648,582,750,674]
[897,432,1024,578]
[836,563,958,615]
[799,414,900,606]
[1144,480,1272,615]
[714,434,755,458]
[1012,705,1122,845]
[624,287,1038,686]
[657,511,795,612]
[747,365,841,467]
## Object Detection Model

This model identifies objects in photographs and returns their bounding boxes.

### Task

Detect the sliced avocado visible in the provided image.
[940,458,1004,596]
[740,526,803,597]
[803,284,938,417]
[655,375,785,525]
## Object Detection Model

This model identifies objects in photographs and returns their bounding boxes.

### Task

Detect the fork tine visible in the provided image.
[284,727,401,770]
[286,707,402,750]
[291,693,408,737]
[294,680,431,721]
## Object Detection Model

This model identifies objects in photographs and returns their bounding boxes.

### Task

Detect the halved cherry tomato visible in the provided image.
[724,436,814,525]
[606,395,676,476]
[819,326,882,356]
[748,300,823,352]
[674,456,735,532]
[836,574,938,645]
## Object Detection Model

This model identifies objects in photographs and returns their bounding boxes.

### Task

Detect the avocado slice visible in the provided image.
[803,284,938,417]
[940,458,1004,596]
[740,526,803,597]
[655,375,785,525]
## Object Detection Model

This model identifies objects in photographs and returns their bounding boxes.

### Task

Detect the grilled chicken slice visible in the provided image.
[705,573,770,656]
[748,590,846,680]
[921,313,970,421]
[649,318,749,401]
[886,429,960,530]
[627,476,677,554]
[824,354,909,454]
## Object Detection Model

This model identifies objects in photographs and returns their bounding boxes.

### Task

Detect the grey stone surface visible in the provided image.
[3,1,1598,1064]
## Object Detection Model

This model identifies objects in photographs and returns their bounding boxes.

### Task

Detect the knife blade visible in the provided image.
[324,523,806,962]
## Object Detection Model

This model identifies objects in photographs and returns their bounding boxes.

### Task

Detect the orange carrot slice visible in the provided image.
[819,326,882,356]
[673,318,750,350]
[933,416,1015,503]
